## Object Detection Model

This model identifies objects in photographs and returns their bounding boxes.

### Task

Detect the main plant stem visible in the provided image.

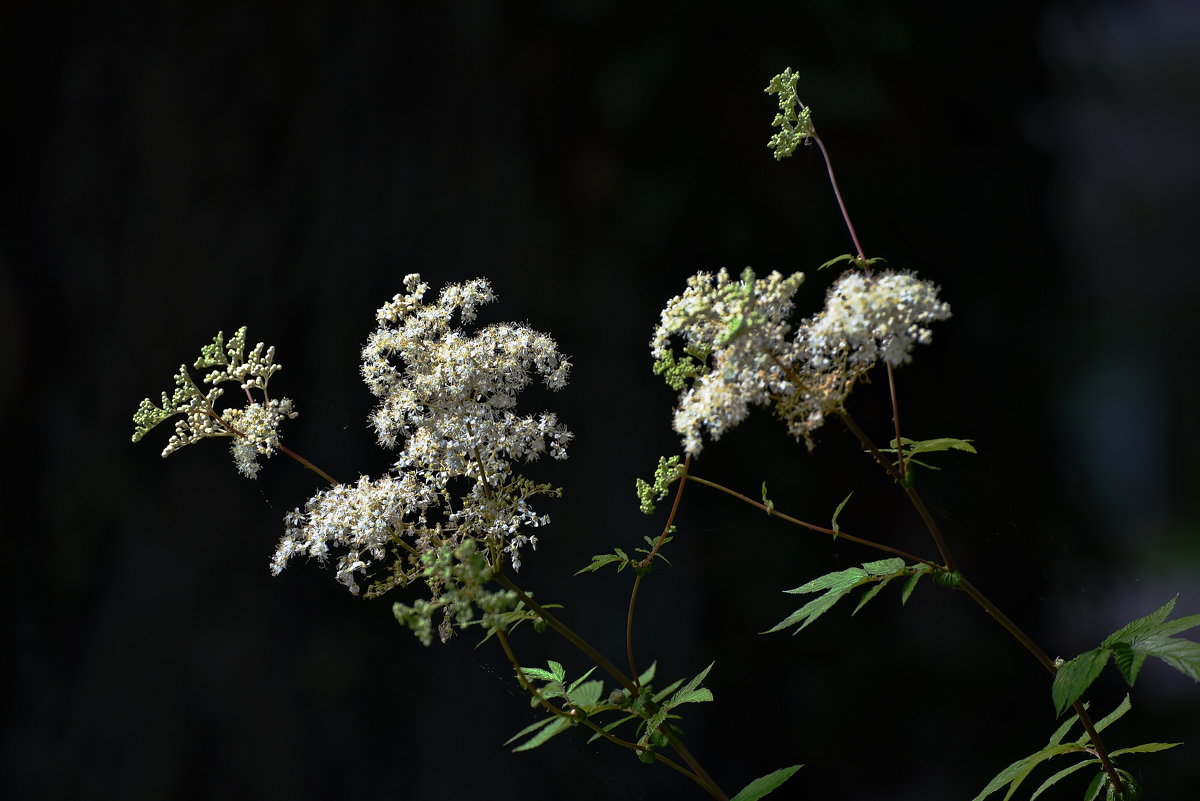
[801,121,1125,793]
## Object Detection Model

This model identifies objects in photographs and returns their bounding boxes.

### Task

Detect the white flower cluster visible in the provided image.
[653,267,950,455]
[651,268,806,455]
[223,399,297,478]
[133,327,297,478]
[272,274,572,595]
[801,271,951,370]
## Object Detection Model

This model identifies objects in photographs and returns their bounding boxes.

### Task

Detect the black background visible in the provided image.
[6,2,1200,799]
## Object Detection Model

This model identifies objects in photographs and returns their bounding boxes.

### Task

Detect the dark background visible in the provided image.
[5,1,1200,799]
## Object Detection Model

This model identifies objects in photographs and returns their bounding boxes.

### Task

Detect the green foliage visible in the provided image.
[729,765,804,801]
[764,68,814,160]
[576,535,674,576]
[818,253,887,271]
[506,660,606,752]
[1052,596,1200,716]
[764,558,918,634]
[878,436,977,474]
[635,455,686,515]
[643,661,715,735]
[973,695,1178,801]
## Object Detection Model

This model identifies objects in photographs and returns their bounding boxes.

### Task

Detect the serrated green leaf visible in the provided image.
[566,666,599,695]
[1052,649,1112,716]
[576,552,627,575]
[1083,771,1105,801]
[905,437,977,456]
[511,716,571,751]
[673,661,714,703]
[729,765,804,801]
[970,744,1082,801]
[900,568,927,605]
[818,254,856,270]
[854,574,898,615]
[1102,597,1177,647]
[863,557,905,576]
[568,679,605,709]
[1029,759,1096,801]
[519,667,558,683]
[765,585,858,634]
[1108,741,1182,757]
[1138,635,1200,681]
[1048,707,1083,747]
[1111,643,1149,685]
[638,661,657,686]
[786,567,869,594]
[831,491,853,533]
[548,660,566,683]
[1088,695,1131,739]
[505,715,558,746]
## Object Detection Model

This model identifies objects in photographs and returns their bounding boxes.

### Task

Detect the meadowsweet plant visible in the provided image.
[132,68,1199,801]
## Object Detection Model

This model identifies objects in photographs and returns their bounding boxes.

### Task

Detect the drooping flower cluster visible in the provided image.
[271,274,573,609]
[652,267,950,454]
[131,326,297,478]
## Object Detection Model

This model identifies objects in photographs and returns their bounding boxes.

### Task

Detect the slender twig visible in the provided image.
[627,455,692,686]
[885,364,906,478]
[686,474,941,569]
[813,134,865,259]
[836,410,957,573]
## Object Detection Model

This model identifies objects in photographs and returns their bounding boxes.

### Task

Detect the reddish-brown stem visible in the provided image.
[813,134,865,259]
[886,364,906,477]
[686,474,941,570]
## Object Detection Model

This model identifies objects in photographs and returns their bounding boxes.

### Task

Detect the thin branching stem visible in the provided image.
[491,628,705,790]
[686,474,941,569]
[492,572,728,800]
[813,134,865,260]
[627,454,692,687]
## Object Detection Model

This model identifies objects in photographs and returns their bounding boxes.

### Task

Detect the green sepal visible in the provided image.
[729,765,804,801]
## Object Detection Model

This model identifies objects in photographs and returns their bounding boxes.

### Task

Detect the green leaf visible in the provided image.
[862,558,905,575]
[904,437,977,456]
[729,765,804,801]
[510,716,571,751]
[576,552,628,575]
[853,573,898,615]
[1108,741,1182,757]
[1029,760,1096,801]
[900,568,928,605]
[1102,596,1177,647]
[1083,771,1105,801]
[1111,643,1149,686]
[818,254,857,271]
[565,666,599,695]
[1138,634,1200,681]
[519,666,559,683]
[1052,649,1112,716]
[638,661,658,686]
[1048,702,1090,746]
[831,491,853,534]
[765,567,869,634]
[969,744,1082,801]
[1088,695,1131,739]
